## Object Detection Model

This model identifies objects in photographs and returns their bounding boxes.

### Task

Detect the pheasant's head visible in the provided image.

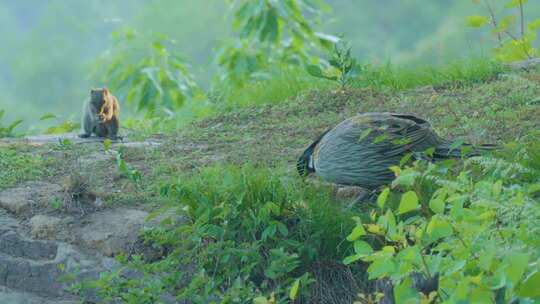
[297,129,330,177]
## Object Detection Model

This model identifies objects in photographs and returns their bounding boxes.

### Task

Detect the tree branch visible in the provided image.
[482,0,502,45]
[519,0,525,39]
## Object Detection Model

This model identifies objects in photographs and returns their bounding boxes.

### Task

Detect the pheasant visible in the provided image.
[297,112,495,191]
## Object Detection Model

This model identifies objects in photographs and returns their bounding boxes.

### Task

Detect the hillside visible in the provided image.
[1,61,540,303]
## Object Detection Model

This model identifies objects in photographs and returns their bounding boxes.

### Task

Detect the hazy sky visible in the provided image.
[1,0,538,131]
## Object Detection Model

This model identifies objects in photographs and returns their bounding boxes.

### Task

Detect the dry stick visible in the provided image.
[483,0,533,59]
[519,0,525,39]
[483,0,502,45]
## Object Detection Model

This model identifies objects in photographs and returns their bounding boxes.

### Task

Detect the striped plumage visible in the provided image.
[297,112,495,189]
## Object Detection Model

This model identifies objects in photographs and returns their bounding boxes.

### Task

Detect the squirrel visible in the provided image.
[79,88,121,139]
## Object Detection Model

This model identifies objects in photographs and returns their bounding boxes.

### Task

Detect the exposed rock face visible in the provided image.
[0,286,78,304]
[0,191,151,302]
[76,208,149,257]
[0,211,116,303]
[0,135,171,303]
[29,214,66,240]
[0,181,62,215]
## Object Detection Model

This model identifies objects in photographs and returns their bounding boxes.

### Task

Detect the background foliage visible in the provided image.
[2,0,539,131]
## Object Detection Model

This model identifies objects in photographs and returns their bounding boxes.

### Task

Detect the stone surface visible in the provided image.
[0,230,58,260]
[76,208,148,256]
[0,181,62,215]
[29,214,65,239]
[335,186,368,201]
[0,229,112,302]
[0,286,77,304]
[119,141,162,148]
[509,57,540,70]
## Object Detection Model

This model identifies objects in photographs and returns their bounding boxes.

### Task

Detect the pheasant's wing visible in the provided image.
[341,113,445,157]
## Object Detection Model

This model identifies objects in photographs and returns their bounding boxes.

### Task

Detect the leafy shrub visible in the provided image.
[217,0,338,85]
[0,109,23,138]
[83,165,360,303]
[345,141,540,303]
[467,0,540,62]
[39,113,79,135]
[307,39,360,89]
[92,28,202,115]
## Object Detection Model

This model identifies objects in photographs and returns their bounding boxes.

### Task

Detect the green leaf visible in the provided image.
[397,245,421,264]
[354,240,373,255]
[289,279,300,300]
[528,18,540,31]
[466,15,490,28]
[253,296,269,304]
[426,215,453,241]
[343,254,363,265]
[377,188,390,210]
[392,168,417,187]
[367,258,396,279]
[394,278,420,303]
[506,0,528,8]
[504,253,529,285]
[517,270,540,297]
[39,113,58,121]
[492,180,502,197]
[358,128,373,142]
[398,191,419,214]
[103,139,112,151]
[429,197,445,214]
[493,15,516,34]
[346,225,366,241]
[306,64,324,77]
[277,222,289,237]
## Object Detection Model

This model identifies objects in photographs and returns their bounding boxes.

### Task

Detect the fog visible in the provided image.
[1,0,537,131]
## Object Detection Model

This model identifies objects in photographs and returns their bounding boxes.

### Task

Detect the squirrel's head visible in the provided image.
[90,88,112,122]
[90,88,105,108]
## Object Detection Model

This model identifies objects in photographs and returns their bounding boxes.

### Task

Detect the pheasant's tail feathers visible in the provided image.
[433,143,498,159]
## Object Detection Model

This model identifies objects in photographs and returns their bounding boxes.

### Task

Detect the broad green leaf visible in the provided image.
[306,64,324,77]
[354,240,373,255]
[277,222,288,237]
[426,215,453,241]
[343,254,362,265]
[429,197,445,214]
[384,209,397,235]
[289,279,300,300]
[259,8,279,43]
[466,15,489,28]
[392,168,417,187]
[358,128,372,142]
[367,258,396,279]
[346,225,366,241]
[253,296,268,304]
[504,253,529,285]
[394,278,420,303]
[377,187,390,210]
[517,270,540,297]
[397,246,421,264]
[39,113,58,121]
[493,15,516,34]
[528,18,540,31]
[398,191,419,214]
[103,139,112,151]
[479,248,495,271]
[505,0,528,8]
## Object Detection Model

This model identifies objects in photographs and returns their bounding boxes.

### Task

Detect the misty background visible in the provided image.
[1,0,538,131]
